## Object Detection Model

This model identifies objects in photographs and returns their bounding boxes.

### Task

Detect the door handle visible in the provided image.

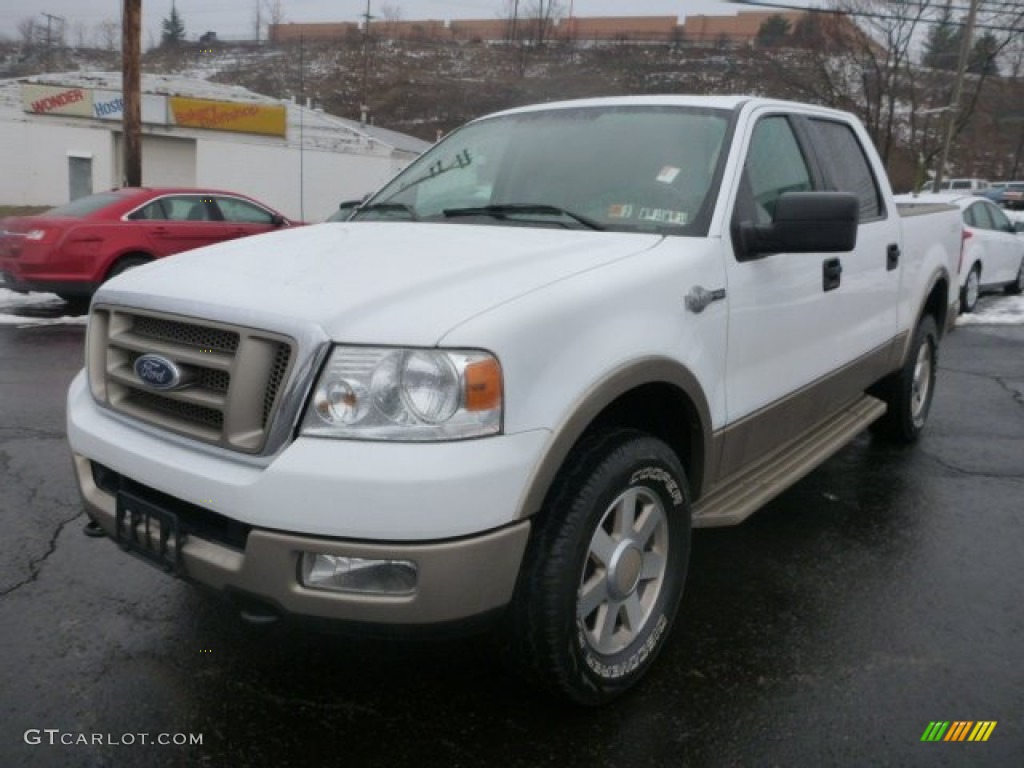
[823,258,842,292]
[887,243,900,271]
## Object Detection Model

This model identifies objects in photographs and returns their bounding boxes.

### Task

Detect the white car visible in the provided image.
[898,193,1024,312]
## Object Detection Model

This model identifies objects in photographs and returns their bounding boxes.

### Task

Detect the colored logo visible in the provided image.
[921,721,997,742]
[134,354,185,391]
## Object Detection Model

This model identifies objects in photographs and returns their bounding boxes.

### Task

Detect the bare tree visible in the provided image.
[263,0,285,41]
[17,17,37,48]
[763,0,1024,186]
[264,0,285,26]
[524,0,563,46]
[95,18,120,51]
[381,4,403,39]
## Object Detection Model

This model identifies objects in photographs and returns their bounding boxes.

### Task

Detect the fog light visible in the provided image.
[300,553,418,595]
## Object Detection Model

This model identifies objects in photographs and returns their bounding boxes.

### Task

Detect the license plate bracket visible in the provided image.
[115,490,185,573]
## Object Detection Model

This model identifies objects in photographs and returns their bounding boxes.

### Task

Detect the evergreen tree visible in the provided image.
[756,15,792,49]
[161,1,187,47]
[922,9,961,71]
[967,32,1000,76]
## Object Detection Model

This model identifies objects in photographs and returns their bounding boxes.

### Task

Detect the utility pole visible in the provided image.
[932,0,980,192]
[360,0,374,123]
[122,0,142,187]
[41,12,64,71]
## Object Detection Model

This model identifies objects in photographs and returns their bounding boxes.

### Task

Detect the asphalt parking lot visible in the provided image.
[1,291,1022,768]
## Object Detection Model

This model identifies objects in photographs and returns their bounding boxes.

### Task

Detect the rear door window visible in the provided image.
[807,118,883,220]
[967,202,994,230]
[215,197,275,224]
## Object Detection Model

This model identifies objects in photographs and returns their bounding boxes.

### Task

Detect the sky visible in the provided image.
[0,1,797,45]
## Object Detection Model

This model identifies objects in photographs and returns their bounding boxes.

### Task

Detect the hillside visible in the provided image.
[4,36,1023,191]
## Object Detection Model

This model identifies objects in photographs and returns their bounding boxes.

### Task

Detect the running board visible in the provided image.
[693,395,886,528]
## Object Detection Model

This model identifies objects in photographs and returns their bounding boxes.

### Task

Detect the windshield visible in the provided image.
[45,192,124,218]
[357,105,730,235]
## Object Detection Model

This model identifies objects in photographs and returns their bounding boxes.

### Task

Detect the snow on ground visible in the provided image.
[0,288,87,327]
[957,294,1024,326]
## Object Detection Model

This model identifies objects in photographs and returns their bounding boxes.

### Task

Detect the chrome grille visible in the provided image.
[88,307,297,454]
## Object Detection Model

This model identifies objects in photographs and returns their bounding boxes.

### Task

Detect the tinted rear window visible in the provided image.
[45,192,125,218]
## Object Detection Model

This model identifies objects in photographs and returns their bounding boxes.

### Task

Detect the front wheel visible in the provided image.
[870,315,938,443]
[504,429,691,705]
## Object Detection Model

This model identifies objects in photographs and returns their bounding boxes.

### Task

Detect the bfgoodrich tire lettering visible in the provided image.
[504,429,691,705]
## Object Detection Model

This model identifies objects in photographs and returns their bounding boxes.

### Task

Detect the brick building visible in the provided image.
[268,11,825,47]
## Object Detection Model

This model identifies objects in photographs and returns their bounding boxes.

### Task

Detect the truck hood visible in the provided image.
[98,222,664,345]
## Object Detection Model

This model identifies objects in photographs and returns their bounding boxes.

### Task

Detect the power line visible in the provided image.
[730,1,1024,32]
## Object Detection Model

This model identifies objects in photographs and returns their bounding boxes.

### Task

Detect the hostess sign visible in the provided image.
[92,90,168,124]
[22,83,287,137]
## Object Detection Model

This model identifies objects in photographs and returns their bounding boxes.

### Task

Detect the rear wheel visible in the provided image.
[870,315,938,443]
[504,429,691,705]
[960,264,981,313]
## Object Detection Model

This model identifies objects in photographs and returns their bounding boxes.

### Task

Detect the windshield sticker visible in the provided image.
[607,204,635,219]
[656,166,681,184]
[638,208,689,225]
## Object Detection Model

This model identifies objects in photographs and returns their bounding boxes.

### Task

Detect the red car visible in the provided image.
[0,187,294,305]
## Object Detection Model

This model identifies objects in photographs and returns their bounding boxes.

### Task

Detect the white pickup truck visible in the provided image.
[68,96,962,704]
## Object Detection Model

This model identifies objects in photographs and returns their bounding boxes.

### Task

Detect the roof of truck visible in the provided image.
[482,95,854,121]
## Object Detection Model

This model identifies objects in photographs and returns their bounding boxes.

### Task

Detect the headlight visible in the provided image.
[24,229,48,241]
[301,346,502,441]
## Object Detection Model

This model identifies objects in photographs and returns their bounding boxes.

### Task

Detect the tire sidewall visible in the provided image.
[961,266,980,313]
[562,441,691,701]
[902,316,938,437]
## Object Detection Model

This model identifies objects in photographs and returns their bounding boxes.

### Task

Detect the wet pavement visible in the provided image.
[1,294,1022,767]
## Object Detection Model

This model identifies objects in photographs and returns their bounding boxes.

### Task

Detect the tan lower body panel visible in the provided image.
[693,394,886,527]
[73,453,530,624]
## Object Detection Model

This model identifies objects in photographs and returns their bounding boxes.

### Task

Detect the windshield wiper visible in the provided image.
[442,204,605,231]
[352,202,419,221]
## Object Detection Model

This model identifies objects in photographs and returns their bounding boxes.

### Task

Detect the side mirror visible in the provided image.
[270,213,286,228]
[735,191,859,260]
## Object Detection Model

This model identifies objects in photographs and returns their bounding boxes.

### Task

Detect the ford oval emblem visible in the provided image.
[134,354,184,391]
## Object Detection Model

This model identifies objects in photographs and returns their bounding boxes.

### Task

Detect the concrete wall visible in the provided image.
[0,117,116,206]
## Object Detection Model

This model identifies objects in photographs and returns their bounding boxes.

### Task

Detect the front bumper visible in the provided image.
[68,371,547,624]
[74,454,530,625]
